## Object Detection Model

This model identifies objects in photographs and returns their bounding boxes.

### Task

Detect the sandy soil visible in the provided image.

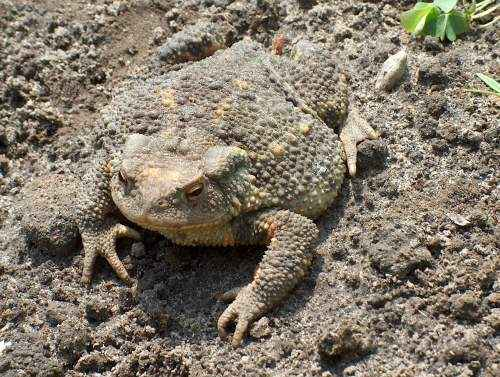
[0,1,498,376]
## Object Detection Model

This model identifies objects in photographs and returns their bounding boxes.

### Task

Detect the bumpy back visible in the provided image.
[101,41,345,218]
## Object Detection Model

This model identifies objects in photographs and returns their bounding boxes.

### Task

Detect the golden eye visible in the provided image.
[185,182,204,200]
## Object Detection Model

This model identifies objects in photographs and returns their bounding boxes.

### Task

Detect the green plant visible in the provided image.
[466,73,500,96]
[401,0,499,42]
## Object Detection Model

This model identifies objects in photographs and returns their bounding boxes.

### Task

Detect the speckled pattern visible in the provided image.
[78,40,353,345]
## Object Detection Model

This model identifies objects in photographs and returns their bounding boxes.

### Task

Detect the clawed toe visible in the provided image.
[217,306,251,347]
[80,221,142,286]
[215,286,243,303]
[112,224,141,241]
[102,247,135,286]
[233,318,251,347]
[340,107,380,176]
[217,307,236,341]
[217,287,263,347]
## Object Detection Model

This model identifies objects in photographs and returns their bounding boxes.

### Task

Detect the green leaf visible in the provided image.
[434,0,459,13]
[433,9,470,41]
[476,73,500,93]
[445,22,457,40]
[401,2,441,35]
[421,11,440,36]
[434,13,448,40]
[446,10,470,41]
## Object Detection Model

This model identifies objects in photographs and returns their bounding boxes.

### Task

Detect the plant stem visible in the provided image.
[475,0,496,12]
[477,15,500,27]
[473,3,499,18]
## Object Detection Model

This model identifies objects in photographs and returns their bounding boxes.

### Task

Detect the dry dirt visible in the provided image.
[0,1,498,376]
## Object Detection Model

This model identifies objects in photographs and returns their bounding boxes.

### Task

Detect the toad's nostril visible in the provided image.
[157,198,168,207]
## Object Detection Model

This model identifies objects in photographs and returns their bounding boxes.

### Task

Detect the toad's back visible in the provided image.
[102,40,346,218]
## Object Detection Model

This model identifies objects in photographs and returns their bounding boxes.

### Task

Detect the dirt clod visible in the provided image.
[318,320,375,364]
[368,239,434,279]
[249,316,272,339]
[18,174,81,254]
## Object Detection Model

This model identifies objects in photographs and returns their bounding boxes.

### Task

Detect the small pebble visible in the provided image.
[106,1,127,16]
[375,49,407,92]
[447,213,470,227]
[131,242,146,258]
[0,340,13,356]
[152,26,166,45]
[249,317,271,339]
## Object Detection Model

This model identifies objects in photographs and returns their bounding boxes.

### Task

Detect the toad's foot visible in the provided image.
[340,107,380,176]
[218,210,318,347]
[81,219,141,286]
[217,285,266,347]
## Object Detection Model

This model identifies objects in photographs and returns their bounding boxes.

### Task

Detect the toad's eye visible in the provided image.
[185,181,204,200]
[118,170,128,184]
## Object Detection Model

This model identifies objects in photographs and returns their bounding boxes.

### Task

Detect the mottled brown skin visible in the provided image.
[77,39,378,346]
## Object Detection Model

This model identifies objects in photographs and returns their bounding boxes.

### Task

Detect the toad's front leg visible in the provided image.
[78,159,141,286]
[218,209,318,347]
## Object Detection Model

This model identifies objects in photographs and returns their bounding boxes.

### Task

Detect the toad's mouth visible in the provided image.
[121,211,231,233]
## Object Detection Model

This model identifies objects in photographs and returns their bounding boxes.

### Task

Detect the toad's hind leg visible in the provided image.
[277,40,349,127]
[276,40,379,176]
[340,107,380,176]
